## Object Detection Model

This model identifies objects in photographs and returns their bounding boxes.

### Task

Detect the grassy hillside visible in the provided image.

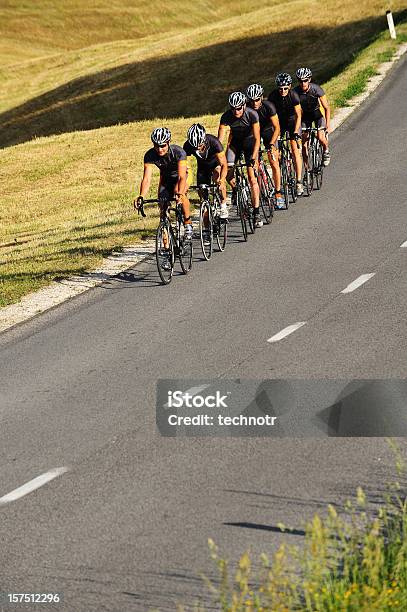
[0,2,406,306]
[0,1,406,149]
[0,0,274,64]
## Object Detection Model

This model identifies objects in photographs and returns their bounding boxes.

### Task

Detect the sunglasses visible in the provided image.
[252,97,262,102]
[279,87,290,91]
[154,143,168,149]
[232,105,245,111]
[299,78,310,83]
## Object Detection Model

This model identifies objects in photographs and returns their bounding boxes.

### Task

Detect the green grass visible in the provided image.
[1,4,407,307]
[333,66,378,107]
[194,441,407,611]
[323,19,407,113]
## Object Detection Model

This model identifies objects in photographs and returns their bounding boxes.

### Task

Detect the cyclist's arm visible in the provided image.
[218,123,228,144]
[270,114,280,146]
[216,151,228,182]
[185,156,193,190]
[320,95,331,132]
[294,104,302,135]
[251,121,261,161]
[139,163,154,198]
[176,159,188,195]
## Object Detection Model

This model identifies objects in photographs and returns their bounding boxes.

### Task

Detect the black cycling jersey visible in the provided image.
[267,89,301,124]
[219,107,259,142]
[248,100,277,132]
[144,144,187,179]
[294,82,325,114]
[183,134,223,169]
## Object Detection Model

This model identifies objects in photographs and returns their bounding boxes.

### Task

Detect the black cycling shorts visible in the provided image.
[226,136,255,166]
[279,117,302,139]
[302,109,326,130]
[158,177,177,202]
[261,126,277,150]
[196,159,221,185]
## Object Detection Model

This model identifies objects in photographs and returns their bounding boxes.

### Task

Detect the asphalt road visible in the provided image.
[0,54,406,610]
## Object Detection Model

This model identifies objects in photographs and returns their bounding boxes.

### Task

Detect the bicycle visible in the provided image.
[303,127,325,193]
[138,197,193,285]
[191,183,228,259]
[234,159,255,238]
[257,148,275,224]
[278,132,300,208]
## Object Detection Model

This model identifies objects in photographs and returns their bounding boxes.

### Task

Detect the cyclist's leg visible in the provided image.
[225,145,237,189]
[301,116,311,167]
[210,165,228,219]
[243,143,261,226]
[211,165,227,204]
[288,120,303,192]
[262,129,281,194]
[179,193,193,238]
[158,181,172,249]
[314,113,328,150]
[197,166,212,228]
[314,114,330,165]
[243,140,259,208]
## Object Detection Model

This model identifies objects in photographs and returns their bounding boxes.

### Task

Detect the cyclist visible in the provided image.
[218,91,263,228]
[246,83,284,209]
[135,127,192,270]
[183,123,229,219]
[294,67,331,166]
[267,73,303,196]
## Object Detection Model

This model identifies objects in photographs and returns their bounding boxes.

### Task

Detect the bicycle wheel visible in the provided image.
[199,200,213,260]
[287,154,297,203]
[211,193,227,251]
[236,187,248,241]
[178,223,193,274]
[215,218,228,251]
[156,221,174,285]
[242,180,255,234]
[259,172,274,224]
[303,145,314,196]
[314,142,323,190]
[317,142,324,189]
[280,161,290,210]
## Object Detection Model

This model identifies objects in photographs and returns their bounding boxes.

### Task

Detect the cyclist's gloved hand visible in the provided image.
[135,195,144,210]
[248,158,256,167]
[135,195,146,217]
[293,133,301,140]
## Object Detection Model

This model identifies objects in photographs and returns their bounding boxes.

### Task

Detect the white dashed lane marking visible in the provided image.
[340,273,376,294]
[267,322,307,343]
[400,240,407,248]
[0,468,68,505]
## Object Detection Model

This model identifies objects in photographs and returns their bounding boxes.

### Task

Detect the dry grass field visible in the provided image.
[0,1,406,306]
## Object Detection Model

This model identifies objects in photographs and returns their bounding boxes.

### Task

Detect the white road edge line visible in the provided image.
[0,467,69,505]
[267,322,307,343]
[340,273,376,294]
[400,240,407,248]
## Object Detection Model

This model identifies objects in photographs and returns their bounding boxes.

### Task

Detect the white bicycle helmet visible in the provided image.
[296,67,312,80]
[246,83,264,100]
[187,123,206,148]
[228,91,246,108]
[151,127,171,145]
[275,73,292,87]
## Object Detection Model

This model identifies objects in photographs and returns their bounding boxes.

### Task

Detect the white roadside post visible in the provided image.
[386,10,397,39]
